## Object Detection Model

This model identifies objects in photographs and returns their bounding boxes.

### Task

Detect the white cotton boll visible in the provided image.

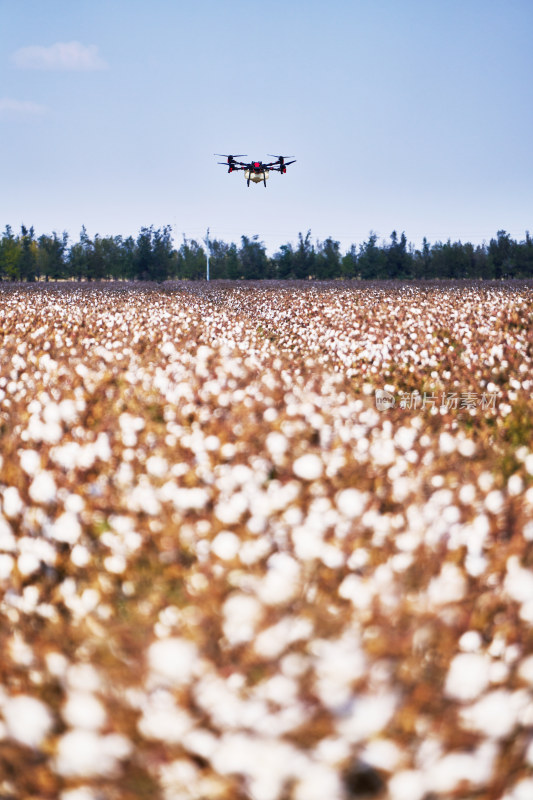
[147,637,198,686]
[465,553,487,577]
[62,692,107,730]
[58,398,78,424]
[3,694,53,747]
[138,697,194,743]
[222,593,263,645]
[170,486,210,512]
[46,652,68,678]
[146,456,168,478]
[158,758,199,797]
[313,736,351,765]
[388,770,426,800]
[394,426,417,452]
[94,433,111,462]
[485,490,504,514]
[424,742,496,794]
[523,522,533,541]
[19,449,41,476]
[256,553,301,605]
[460,689,528,739]
[292,453,323,481]
[518,654,533,685]
[445,653,491,701]
[254,616,313,659]
[338,574,373,610]
[65,494,84,513]
[55,730,131,777]
[239,537,272,565]
[104,554,127,574]
[458,438,476,457]
[320,543,345,568]
[488,659,510,684]
[50,441,83,470]
[182,727,218,759]
[370,438,395,466]
[337,692,398,742]
[427,562,466,606]
[48,512,82,544]
[60,787,100,800]
[204,435,220,451]
[215,492,248,524]
[347,548,370,569]
[211,531,240,560]
[505,556,533,603]
[478,471,494,491]
[508,474,523,496]
[0,516,16,551]
[29,472,57,504]
[265,432,288,457]
[9,634,34,665]
[0,554,14,579]
[210,734,303,800]
[128,484,161,515]
[439,432,456,454]
[336,488,367,518]
[360,739,403,772]
[292,525,324,561]
[459,630,483,652]
[394,531,421,552]
[293,762,343,800]
[459,483,476,504]
[2,486,24,517]
[311,634,367,710]
[71,544,91,567]
[505,778,533,800]
[17,552,41,576]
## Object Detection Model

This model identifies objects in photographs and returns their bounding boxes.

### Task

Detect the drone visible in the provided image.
[215,154,296,187]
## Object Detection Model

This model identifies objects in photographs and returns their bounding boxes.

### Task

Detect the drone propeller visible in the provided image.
[214,154,247,159]
[267,155,295,161]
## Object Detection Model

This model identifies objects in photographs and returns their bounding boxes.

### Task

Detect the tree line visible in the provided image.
[1,224,532,282]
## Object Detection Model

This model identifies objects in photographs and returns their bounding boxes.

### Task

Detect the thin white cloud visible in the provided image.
[11,41,108,71]
[0,97,47,115]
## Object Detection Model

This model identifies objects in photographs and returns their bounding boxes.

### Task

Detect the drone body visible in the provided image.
[215,154,296,187]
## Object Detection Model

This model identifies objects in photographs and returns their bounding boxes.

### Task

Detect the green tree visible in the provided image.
[207,239,239,279]
[38,232,68,280]
[341,244,358,278]
[488,230,512,279]
[315,237,341,279]
[238,235,269,279]
[177,237,206,279]
[386,230,411,278]
[292,231,315,279]
[0,225,21,280]
[151,226,175,281]
[272,242,294,279]
[358,232,386,279]
[19,225,37,281]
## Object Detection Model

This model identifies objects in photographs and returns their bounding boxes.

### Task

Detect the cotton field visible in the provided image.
[1,280,533,800]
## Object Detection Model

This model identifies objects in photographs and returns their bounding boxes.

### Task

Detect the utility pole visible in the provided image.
[205,227,210,281]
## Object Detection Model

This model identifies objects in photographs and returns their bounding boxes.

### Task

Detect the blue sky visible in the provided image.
[1,0,532,254]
